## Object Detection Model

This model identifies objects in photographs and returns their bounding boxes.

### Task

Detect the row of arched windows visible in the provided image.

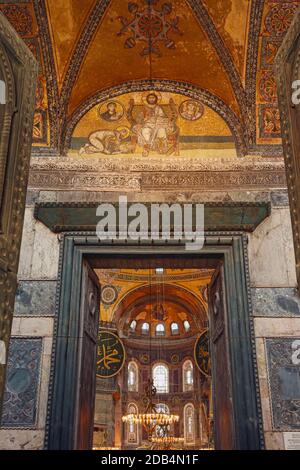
[126,402,195,444]
[130,320,191,335]
[127,360,194,393]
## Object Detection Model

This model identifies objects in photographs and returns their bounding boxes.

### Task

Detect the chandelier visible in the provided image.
[122,413,179,426]
[122,379,179,436]
[122,269,181,446]
[151,437,184,444]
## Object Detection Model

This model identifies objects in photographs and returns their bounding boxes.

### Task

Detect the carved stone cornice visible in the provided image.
[29,171,141,191]
[28,155,286,191]
[30,155,285,172]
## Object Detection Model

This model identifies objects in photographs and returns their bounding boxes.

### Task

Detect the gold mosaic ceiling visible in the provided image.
[1,0,299,154]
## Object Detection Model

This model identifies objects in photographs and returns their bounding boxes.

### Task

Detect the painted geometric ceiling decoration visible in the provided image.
[0,0,299,156]
[117,0,182,57]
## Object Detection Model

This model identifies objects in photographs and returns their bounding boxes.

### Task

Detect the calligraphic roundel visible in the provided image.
[194,329,211,377]
[96,330,126,378]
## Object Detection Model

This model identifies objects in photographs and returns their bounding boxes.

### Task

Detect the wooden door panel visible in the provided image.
[208,266,234,450]
[75,262,100,450]
[0,12,38,408]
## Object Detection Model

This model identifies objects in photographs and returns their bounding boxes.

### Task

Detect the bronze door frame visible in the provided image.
[45,233,264,450]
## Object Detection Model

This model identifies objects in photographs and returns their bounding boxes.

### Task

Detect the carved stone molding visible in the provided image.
[27,155,287,191]
[29,155,285,173]
[29,171,141,192]
[141,171,286,191]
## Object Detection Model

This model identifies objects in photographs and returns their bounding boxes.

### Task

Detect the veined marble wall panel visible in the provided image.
[18,207,60,281]
[30,220,60,280]
[248,207,297,288]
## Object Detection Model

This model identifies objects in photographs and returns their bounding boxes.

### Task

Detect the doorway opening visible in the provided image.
[94,267,215,450]
[45,236,264,450]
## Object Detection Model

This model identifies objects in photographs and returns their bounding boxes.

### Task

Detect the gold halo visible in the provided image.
[142,91,162,105]
[116,126,130,139]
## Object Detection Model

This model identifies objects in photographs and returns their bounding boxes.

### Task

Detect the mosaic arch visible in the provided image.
[68,86,239,158]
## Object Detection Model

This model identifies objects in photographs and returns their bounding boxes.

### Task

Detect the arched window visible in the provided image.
[127,403,138,444]
[128,361,138,392]
[183,320,190,332]
[155,323,165,336]
[141,322,150,335]
[171,322,179,335]
[130,320,137,332]
[184,404,195,444]
[183,360,194,392]
[152,363,169,394]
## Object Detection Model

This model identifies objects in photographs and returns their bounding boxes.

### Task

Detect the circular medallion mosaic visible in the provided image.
[98,100,124,122]
[194,329,211,377]
[96,330,125,378]
[179,99,204,121]
[171,354,179,364]
[101,285,118,305]
[139,353,150,364]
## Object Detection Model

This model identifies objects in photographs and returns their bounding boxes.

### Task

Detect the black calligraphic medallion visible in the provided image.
[96,330,125,378]
[194,329,211,377]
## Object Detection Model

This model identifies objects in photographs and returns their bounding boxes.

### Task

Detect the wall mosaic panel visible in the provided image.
[1,338,42,427]
[70,90,234,158]
[257,0,299,143]
[266,338,300,430]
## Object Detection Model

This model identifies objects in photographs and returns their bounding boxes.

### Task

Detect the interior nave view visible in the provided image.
[93,268,214,450]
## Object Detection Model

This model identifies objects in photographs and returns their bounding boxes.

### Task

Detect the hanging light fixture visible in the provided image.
[122,379,179,433]
[122,268,180,443]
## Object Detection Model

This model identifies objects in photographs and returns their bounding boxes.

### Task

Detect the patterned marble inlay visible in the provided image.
[266,338,300,430]
[15,281,57,316]
[1,338,42,427]
[252,288,300,317]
